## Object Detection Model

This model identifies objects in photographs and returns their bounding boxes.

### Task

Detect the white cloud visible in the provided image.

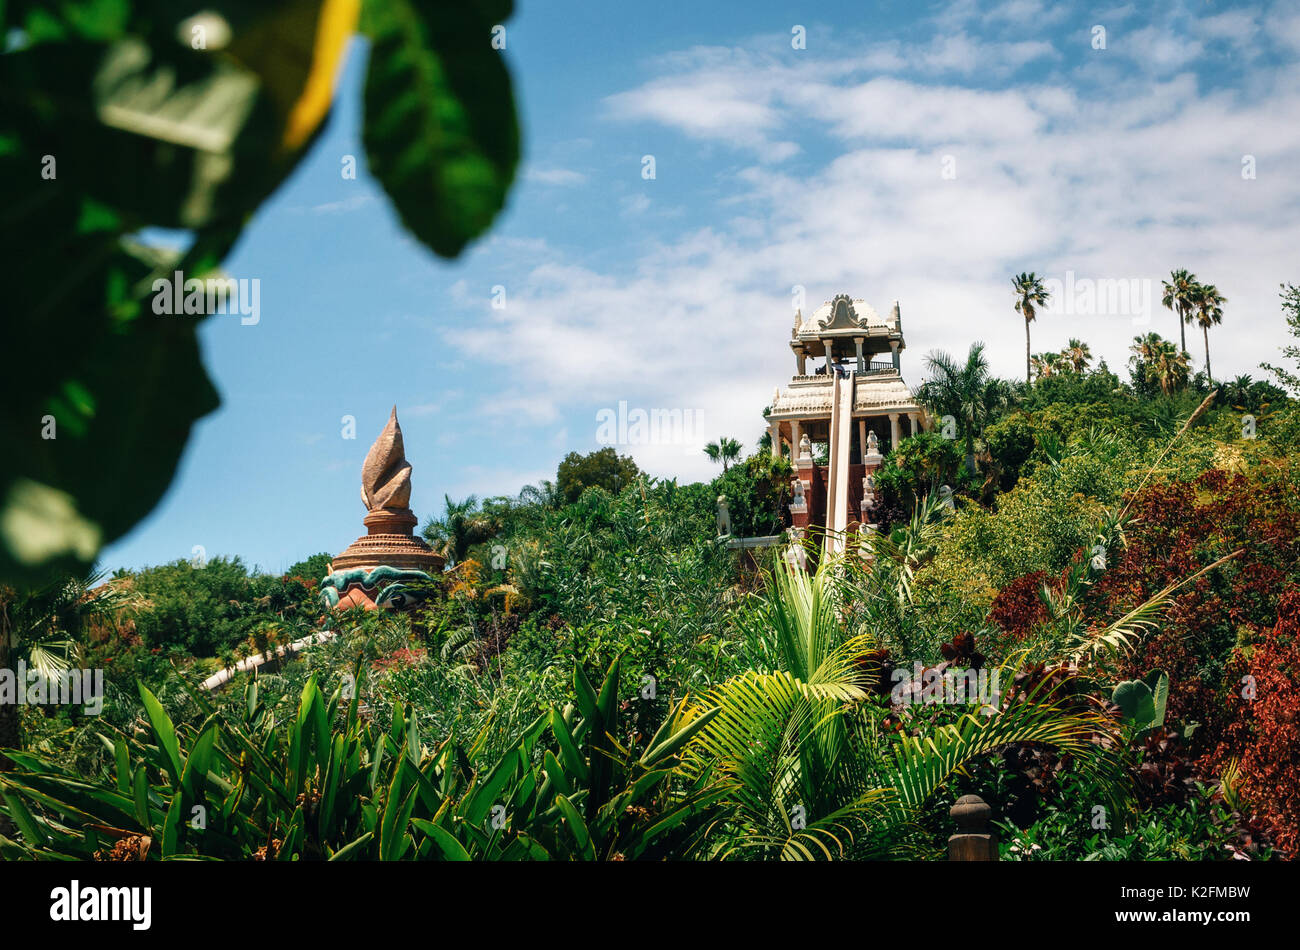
[1191,9,1260,47]
[525,167,588,186]
[310,194,375,214]
[452,25,1300,484]
[1117,24,1205,74]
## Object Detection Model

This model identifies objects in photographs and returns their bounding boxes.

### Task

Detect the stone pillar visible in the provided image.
[949,795,998,861]
[889,412,901,450]
[890,340,900,371]
[907,411,920,437]
[791,420,802,456]
[826,344,835,374]
[858,419,867,464]
[854,337,865,374]
[795,347,806,375]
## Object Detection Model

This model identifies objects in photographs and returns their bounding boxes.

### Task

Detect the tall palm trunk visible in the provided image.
[1025,320,1031,383]
[1203,325,1212,381]
[1178,306,1187,354]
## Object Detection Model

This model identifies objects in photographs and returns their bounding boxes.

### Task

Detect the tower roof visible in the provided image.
[792,293,904,355]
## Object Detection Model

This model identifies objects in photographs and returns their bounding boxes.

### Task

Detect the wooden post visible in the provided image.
[948,794,998,861]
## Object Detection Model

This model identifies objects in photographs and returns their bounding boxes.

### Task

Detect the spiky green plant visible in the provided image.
[680,554,1127,860]
[0,657,722,861]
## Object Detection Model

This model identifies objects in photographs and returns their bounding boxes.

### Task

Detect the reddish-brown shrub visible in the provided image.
[988,570,1050,640]
[1226,587,1300,858]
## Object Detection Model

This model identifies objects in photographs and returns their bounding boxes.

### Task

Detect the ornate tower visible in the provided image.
[765,293,930,555]
[321,407,444,610]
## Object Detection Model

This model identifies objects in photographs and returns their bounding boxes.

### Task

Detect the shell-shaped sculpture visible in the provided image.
[361,407,413,511]
[327,406,443,601]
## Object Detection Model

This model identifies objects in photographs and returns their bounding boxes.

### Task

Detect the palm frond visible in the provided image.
[1066,549,1243,660]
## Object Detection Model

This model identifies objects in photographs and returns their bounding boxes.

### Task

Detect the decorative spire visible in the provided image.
[328,406,443,582]
[360,406,413,512]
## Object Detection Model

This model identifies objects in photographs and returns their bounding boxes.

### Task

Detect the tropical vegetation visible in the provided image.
[4,280,1299,860]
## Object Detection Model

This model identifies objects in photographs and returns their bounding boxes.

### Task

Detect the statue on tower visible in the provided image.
[791,477,807,511]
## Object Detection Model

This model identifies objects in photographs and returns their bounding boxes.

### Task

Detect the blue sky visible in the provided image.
[100,0,1300,575]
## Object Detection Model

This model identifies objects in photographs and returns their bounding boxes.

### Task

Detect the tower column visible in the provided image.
[791,419,802,456]
[795,346,806,375]
[854,337,865,374]
[858,418,867,464]
[889,412,901,450]
[890,340,900,371]
[907,411,920,437]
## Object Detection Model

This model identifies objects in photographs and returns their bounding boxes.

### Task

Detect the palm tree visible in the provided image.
[1012,272,1050,383]
[0,572,120,767]
[1062,338,1092,373]
[704,437,742,471]
[921,343,991,473]
[679,552,1126,859]
[1130,334,1189,395]
[1130,332,1163,366]
[421,495,497,567]
[1161,268,1197,356]
[1153,344,1190,396]
[1190,281,1225,381]
[1030,352,1062,379]
[1223,374,1254,408]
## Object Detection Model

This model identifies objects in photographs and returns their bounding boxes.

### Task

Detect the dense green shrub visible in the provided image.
[556,447,641,504]
[917,450,1129,611]
[711,452,792,538]
[875,432,963,507]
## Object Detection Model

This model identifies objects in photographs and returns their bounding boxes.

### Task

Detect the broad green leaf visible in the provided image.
[328,831,374,861]
[137,682,183,786]
[362,0,518,258]
[548,708,589,784]
[554,793,595,861]
[411,818,471,861]
[161,790,183,857]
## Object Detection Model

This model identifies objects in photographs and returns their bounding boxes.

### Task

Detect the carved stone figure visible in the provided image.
[716,494,732,537]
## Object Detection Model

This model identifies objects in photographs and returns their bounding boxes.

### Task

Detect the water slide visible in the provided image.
[823,373,854,554]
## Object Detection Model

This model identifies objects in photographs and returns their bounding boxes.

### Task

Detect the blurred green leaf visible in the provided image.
[362,0,518,257]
